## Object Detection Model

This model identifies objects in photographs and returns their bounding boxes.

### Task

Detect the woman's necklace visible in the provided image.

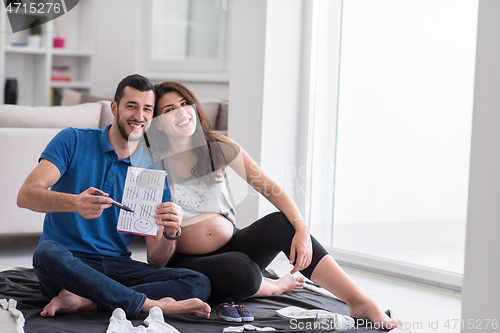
[171,152,188,166]
[173,157,186,165]
[169,148,193,168]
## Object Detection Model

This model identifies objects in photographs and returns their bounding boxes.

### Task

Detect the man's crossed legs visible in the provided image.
[32,240,211,318]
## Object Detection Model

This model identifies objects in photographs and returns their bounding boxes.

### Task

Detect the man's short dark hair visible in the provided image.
[114,74,155,105]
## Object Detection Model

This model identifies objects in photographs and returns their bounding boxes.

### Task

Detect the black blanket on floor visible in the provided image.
[0,268,388,333]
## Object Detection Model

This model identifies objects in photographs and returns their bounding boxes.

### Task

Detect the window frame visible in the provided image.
[140,0,230,81]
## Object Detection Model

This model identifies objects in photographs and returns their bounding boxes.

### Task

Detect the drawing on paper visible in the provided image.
[117,167,166,237]
[134,218,154,233]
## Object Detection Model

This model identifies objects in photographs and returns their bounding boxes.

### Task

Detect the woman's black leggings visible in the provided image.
[166,212,328,301]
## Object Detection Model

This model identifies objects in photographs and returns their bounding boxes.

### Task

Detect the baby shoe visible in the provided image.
[234,304,254,322]
[217,302,242,322]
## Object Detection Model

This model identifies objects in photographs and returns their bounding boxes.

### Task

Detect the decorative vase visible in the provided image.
[27,35,42,48]
[4,78,18,104]
[53,37,65,48]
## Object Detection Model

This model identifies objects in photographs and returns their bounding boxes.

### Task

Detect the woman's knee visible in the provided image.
[227,253,261,298]
[261,212,296,248]
[174,252,262,300]
[268,211,289,224]
[230,253,261,279]
[266,212,294,233]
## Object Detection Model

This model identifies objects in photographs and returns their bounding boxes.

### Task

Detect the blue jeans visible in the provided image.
[32,240,211,318]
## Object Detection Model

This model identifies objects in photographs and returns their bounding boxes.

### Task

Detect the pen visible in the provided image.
[93,191,134,213]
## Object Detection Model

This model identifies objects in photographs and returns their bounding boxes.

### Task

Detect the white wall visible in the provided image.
[174,81,229,101]
[91,0,139,98]
[461,0,500,329]
[228,0,305,227]
[227,0,267,226]
[259,0,304,218]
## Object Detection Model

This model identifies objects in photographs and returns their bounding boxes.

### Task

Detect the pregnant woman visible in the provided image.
[142,81,397,330]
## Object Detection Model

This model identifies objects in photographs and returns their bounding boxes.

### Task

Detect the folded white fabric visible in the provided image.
[0,298,26,333]
[276,306,355,331]
[222,324,276,332]
[144,307,181,332]
[106,307,180,333]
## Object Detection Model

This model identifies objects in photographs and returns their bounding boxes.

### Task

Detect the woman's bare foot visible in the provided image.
[40,289,97,317]
[251,273,306,297]
[274,273,306,294]
[142,297,211,318]
[349,295,398,330]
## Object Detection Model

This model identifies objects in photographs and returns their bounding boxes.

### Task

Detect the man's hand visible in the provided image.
[155,202,183,238]
[75,188,113,219]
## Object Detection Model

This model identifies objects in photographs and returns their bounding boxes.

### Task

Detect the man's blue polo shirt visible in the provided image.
[39,125,170,257]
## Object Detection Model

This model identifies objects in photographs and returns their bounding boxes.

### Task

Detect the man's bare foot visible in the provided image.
[142,297,211,318]
[40,289,97,317]
[349,295,398,330]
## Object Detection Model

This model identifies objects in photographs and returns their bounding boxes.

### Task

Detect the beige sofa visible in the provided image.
[0,100,228,235]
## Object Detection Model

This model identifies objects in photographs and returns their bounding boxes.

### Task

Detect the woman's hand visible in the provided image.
[289,224,313,274]
[155,202,183,238]
[147,202,183,267]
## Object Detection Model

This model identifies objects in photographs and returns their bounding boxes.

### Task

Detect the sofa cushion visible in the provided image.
[216,100,229,131]
[0,128,61,234]
[98,101,114,128]
[200,100,224,130]
[0,103,102,129]
[81,92,108,104]
[60,88,83,106]
[198,100,229,135]
[60,88,110,106]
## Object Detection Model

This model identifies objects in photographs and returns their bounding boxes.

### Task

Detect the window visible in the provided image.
[144,0,228,75]
[307,0,478,288]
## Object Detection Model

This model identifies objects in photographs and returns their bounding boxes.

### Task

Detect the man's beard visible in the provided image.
[116,106,142,142]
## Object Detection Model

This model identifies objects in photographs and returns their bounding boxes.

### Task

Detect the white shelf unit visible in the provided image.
[0,0,95,106]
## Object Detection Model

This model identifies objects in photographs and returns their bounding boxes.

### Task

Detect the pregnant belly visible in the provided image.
[176,214,234,255]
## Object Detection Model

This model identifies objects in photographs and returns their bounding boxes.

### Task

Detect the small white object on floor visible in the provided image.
[276,305,332,319]
[106,307,180,333]
[144,306,180,332]
[0,298,26,333]
[222,324,276,332]
[386,309,412,333]
[276,306,355,331]
[106,307,140,333]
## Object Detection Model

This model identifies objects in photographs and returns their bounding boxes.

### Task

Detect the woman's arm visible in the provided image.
[215,134,313,274]
[145,202,183,267]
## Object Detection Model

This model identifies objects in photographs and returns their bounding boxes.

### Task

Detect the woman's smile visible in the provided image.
[176,117,192,127]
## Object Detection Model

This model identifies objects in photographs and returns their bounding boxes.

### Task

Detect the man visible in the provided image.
[17,74,211,318]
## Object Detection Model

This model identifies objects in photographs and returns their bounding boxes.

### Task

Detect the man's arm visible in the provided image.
[145,202,183,267]
[17,159,112,219]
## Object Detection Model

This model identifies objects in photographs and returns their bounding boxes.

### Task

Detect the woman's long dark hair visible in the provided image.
[145,81,229,181]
